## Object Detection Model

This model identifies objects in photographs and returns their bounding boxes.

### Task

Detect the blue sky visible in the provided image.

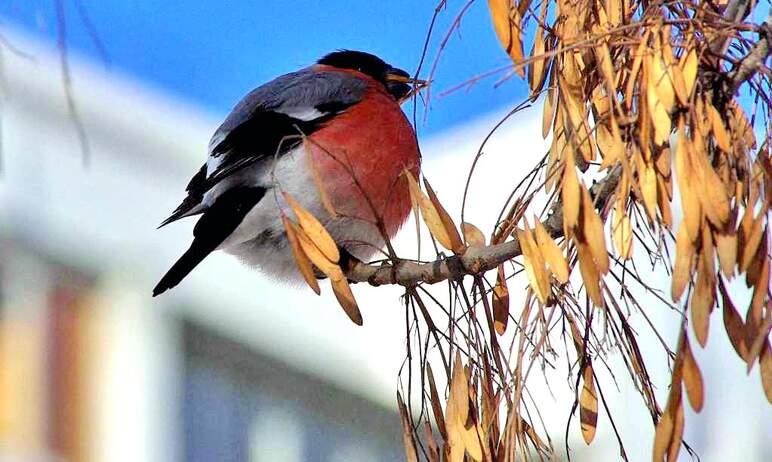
[1,0,528,136]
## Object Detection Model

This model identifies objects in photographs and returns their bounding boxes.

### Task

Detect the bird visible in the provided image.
[153,50,422,296]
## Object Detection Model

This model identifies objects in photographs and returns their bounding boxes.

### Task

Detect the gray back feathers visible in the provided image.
[211,68,368,150]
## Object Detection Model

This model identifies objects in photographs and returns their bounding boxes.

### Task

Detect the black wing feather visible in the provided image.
[153,186,266,296]
[158,69,366,227]
[158,164,208,228]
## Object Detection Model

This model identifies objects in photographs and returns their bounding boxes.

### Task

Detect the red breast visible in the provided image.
[306,69,421,239]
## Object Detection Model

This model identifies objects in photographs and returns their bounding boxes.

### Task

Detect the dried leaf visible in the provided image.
[283,192,340,263]
[547,111,565,193]
[580,364,598,444]
[730,104,757,149]
[581,186,610,274]
[409,174,421,247]
[566,312,585,357]
[521,417,549,452]
[447,353,483,462]
[672,224,694,301]
[670,57,688,107]
[690,142,730,227]
[740,214,764,272]
[702,224,716,270]
[761,341,772,404]
[562,159,581,233]
[749,253,768,321]
[517,223,550,304]
[462,222,486,247]
[693,97,710,138]
[459,420,485,461]
[424,178,465,254]
[655,332,685,462]
[715,230,737,278]
[295,223,343,279]
[646,59,672,145]
[423,421,441,462]
[746,287,763,336]
[543,87,556,139]
[675,124,702,241]
[493,265,510,335]
[281,215,321,295]
[720,281,749,360]
[690,254,714,347]
[656,147,672,178]
[681,336,704,412]
[426,364,448,439]
[737,196,753,245]
[561,43,583,90]
[597,42,616,91]
[479,361,498,450]
[612,204,633,259]
[397,391,419,462]
[640,163,659,221]
[746,228,768,290]
[562,87,595,162]
[596,124,615,166]
[448,352,469,427]
[606,0,622,26]
[667,402,685,461]
[405,171,455,252]
[592,85,611,122]
[652,409,674,462]
[649,50,675,113]
[746,319,770,373]
[657,173,673,228]
[534,219,569,283]
[488,0,525,73]
[528,24,547,92]
[330,273,363,325]
[680,49,698,97]
[601,118,625,170]
[578,242,603,306]
[625,30,649,108]
[707,103,731,153]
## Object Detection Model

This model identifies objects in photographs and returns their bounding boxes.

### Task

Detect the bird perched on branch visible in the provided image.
[153,50,422,296]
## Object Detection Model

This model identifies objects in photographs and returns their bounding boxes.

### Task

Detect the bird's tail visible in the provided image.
[152,239,217,296]
[153,185,266,297]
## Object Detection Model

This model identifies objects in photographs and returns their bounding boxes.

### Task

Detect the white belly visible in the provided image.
[212,146,384,281]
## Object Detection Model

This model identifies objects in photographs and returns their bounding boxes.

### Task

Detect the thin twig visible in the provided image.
[346,167,622,286]
[55,0,91,166]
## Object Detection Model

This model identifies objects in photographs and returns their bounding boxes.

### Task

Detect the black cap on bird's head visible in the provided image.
[318,50,423,101]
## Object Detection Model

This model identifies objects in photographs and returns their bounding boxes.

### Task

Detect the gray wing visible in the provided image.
[159,68,367,227]
[213,68,367,142]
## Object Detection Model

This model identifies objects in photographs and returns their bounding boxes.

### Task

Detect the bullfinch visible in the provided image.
[154,50,422,296]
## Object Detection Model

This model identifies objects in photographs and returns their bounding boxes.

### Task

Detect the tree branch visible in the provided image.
[728,15,772,93]
[709,0,754,56]
[347,167,623,287]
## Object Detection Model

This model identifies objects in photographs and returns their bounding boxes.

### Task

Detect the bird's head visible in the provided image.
[317,50,425,102]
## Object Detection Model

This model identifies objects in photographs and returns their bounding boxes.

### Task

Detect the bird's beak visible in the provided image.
[385,67,428,103]
[385,71,427,87]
